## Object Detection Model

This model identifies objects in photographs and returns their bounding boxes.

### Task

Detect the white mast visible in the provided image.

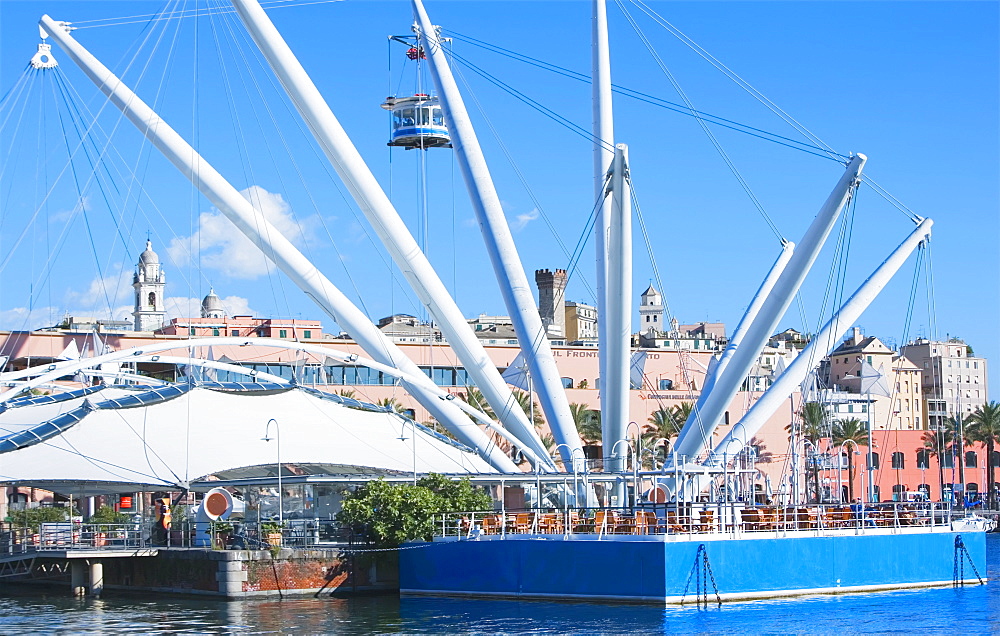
[604,144,632,485]
[593,0,616,455]
[707,218,933,466]
[37,15,519,473]
[229,0,555,471]
[671,154,867,463]
[410,0,582,471]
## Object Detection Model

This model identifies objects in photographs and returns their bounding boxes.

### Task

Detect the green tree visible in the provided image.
[336,475,492,547]
[461,386,494,420]
[967,401,1000,509]
[375,397,407,413]
[832,418,868,502]
[511,389,545,427]
[89,505,131,525]
[571,403,602,444]
[922,418,961,501]
[416,473,493,513]
[786,402,828,503]
[9,506,68,532]
[671,402,694,429]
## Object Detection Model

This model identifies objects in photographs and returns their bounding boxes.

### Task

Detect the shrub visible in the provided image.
[336,474,492,547]
[9,506,68,531]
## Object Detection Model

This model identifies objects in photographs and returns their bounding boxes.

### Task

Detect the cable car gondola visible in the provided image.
[380,94,452,150]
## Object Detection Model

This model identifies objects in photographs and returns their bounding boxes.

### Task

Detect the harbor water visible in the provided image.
[0,533,996,634]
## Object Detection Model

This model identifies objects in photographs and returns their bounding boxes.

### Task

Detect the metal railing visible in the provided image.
[1,522,146,556]
[432,502,953,539]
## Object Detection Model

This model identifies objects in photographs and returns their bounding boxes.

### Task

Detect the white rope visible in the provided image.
[626,0,844,164]
[615,0,784,243]
[72,0,345,30]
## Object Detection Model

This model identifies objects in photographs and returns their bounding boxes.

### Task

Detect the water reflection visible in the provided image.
[0,534,995,634]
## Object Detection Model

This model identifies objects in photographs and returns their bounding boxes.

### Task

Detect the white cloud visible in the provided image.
[166,186,319,279]
[512,208,540,231]
[0,306,63,332]
[64,269,133,311]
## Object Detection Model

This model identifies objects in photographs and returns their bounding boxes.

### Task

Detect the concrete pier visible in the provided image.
[98,547,398,598]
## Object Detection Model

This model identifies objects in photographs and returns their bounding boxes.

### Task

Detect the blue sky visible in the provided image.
[0,1,997,395]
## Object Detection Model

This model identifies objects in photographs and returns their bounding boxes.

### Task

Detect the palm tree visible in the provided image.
[967,401,1000,509]
[786,402,828,503]
[639,402,692,469]
[746,436,774,464]
[511,389,545,427]
[375,397,407,413]
[670,402,694,429]
[460,386,495,420]
[571,403,602,445]
[922,417,963,502]
[831,418,868,502]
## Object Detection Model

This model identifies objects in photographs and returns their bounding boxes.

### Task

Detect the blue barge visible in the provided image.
[401,527,987,603]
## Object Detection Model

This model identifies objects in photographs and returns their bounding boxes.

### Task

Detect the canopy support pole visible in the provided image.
[38,15,518,473]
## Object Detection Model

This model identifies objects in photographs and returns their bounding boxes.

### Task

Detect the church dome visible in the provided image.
[139,240,159,265]
[201,288,225,318]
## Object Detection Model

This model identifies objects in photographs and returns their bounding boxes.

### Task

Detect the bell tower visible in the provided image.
[639,284,663,336]
[132,240,166,332]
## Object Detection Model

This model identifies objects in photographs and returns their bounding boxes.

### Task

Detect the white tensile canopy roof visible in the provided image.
[0,383,496,495]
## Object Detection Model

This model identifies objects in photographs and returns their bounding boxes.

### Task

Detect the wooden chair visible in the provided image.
[741,508,762,531]
[595,510,618,535]
[758,507,778,531]
[666,511,687,533]
[697,510,715,533]
[512,512,531,534]
[481,514,501,535]
[616,514,637,535]
[640,510,661,534]
[573,512,594,534]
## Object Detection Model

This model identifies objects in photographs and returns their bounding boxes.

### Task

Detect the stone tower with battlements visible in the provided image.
[535,268,568,338]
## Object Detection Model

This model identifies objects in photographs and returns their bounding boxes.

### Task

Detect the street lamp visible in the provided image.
[553,444,586,509]
[610,439,632,471]
[840,439,860,504]
[646,438,670,471]
[262,418,282,527]
[397,418,417,485]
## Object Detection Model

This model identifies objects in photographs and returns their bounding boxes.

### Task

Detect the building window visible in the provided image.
[231,330,239,336]
[868,452,880,470]
[916,449,930,469]
[941,452,954,469]
[212,328,219,336]
[561,377,574,389]
[304,330,312,339]
[279,329,288,338]
[891,452,904,469]
[658,378,673,391]
[965,451,978,468]
[892,484,907,501]
[992,451,1000,468]
[189,327,196,336]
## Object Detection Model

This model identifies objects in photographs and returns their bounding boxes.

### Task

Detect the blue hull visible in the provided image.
[400,530,987,603]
